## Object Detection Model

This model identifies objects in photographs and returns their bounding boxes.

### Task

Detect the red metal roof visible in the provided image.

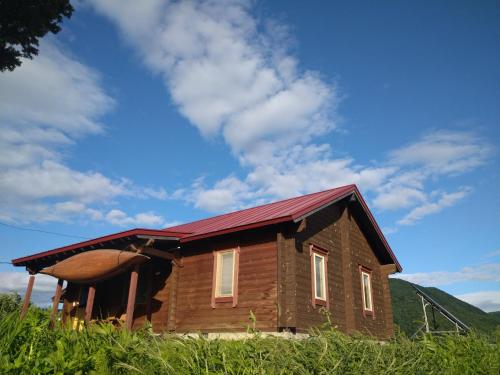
[166,184,401,271]
[11,184,401,271]
[167,184,356,242]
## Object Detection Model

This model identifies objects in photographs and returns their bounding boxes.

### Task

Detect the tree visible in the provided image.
[0,292,21,319]
[0,0,73,72]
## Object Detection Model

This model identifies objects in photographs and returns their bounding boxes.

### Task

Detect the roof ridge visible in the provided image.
[163,184,355,230]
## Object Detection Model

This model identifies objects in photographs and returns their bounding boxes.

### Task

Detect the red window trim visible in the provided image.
[211,246,240,308]
[309,244,329,309]
[359,265,375,318]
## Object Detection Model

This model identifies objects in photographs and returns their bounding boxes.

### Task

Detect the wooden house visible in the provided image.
[12,184,402,339]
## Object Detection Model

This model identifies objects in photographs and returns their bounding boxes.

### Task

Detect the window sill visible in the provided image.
[313,298,327,307]
[211,296,238,308]
[214,296,233,303]
[362,309,375,318]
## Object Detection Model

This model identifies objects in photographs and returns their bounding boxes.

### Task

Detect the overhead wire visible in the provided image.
[0,221,90,265]
[0,221,90,240]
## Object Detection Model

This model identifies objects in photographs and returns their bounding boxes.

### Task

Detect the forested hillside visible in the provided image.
[390,278,500,336]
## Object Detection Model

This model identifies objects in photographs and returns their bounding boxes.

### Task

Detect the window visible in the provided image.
[310,244,329,307]
[216,250,235,297]
[360,267,374,315]
[212,248,239,307]
[314,254,326,300]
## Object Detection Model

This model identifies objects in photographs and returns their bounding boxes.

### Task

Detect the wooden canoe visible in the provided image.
[39,249,149,284]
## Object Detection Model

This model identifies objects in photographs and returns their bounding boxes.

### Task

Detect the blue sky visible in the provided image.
[0,0,499,311]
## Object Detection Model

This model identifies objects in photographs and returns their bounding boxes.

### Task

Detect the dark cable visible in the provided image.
[0,221,90,240]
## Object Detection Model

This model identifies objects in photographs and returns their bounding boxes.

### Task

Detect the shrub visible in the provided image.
[0,293,21,320]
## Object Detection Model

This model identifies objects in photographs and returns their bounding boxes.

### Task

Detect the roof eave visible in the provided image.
[291,188,356,223]
[351,186,402,272]
[11,228,186,266]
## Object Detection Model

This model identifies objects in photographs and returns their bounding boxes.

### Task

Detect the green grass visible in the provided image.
[0,307,499,375]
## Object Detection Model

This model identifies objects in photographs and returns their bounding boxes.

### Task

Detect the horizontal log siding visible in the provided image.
[295,204,346,332]
[175,230,278,332]
[347,206,392,339]
[277,227,297,329]
[380,266,395,338]
[93,273,129,320]
[148,259,172,332]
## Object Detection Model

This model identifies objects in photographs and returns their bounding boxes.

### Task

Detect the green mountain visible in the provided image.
[489,311,500,322]
[389,278,500,336]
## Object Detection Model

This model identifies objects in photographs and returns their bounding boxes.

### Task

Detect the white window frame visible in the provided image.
[313,253,327,301]
[309,244,329,308]
[361,270,373,312]
[215,250,236,298]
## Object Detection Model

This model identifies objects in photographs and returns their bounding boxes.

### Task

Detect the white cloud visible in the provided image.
[455,291,500,313]
[178,176,257,212]
[373,186,426,211]
[89,0,492,230]
[141,187,168,200]
[372,130,490,213]
[90,0,336,151]
[484,249,500,259]
[0,272,61,307]
[0,42,114,136]
[0,41,111,175]
[371,170,427,211]
[389,130,492,175]
[104,209,165,227]
[0,40,165,225]
[0,160,127,203]
[397,188,471,226]
[395,263,500,286]
[0,272,57,294]
[381,226,398,235]
[247,157,395,200]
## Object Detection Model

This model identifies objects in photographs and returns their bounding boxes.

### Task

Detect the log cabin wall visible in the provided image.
[173,228,278,333]
[294,203,347,333]
[276,224,298,330]
[293,200,394,339]
[134,259,172,332]
[380,265,395,338]
[121,201,392,337]
[346,205,393,339]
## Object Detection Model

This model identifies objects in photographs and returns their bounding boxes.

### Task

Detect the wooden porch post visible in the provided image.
[20,274,35,320]
[61,300,69,326]
[126,265,140,330]
[49,279,64,328]
[84,285,96,323]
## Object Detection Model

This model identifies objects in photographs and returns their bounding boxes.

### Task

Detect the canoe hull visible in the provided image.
[40,249,149,284]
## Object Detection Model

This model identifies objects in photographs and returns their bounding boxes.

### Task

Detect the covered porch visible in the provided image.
[12,229,187,330]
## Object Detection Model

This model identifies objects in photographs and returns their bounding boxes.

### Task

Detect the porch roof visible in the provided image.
[12,228,186,268]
